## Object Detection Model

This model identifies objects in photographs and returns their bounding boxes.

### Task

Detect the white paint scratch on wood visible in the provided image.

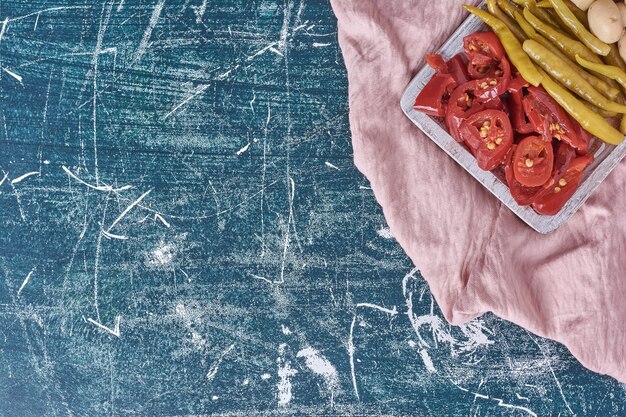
[207,343,236,381]
[61,166,132,192]
[376,227,394,240]
[236,143,250,155]
[193,0,207,23]
[276,177,295,285]
[11,172,38,185]
[2,67,23,85]
[269,47,284,56]
[0,18,8,44]
[250,273,272,284]
[101,229,128,240]
[4,171,26,221]
[7,6,89,23]
[134,0,166,63]
[106,190,152,232]
[87,315,121,337]
[91,2,113,187]
[17,268,35,296]
[217,64,240,80]
[277,343,297,406]
[450,379,537,417]
[528,332,576,416]
[296,347,339,400]
[246,43,278,61]
[154,213,170,228]
[356,302,397,316]
[348,315,359,401]
[419,349,436,373]
[402,267,493,355]
[163,84,210,120]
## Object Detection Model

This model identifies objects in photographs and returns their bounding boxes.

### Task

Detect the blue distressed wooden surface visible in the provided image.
[0,1,625,416]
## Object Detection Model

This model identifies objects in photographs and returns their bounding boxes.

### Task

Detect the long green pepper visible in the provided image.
[464,5,542,86]
[537,70,624,145]
[524,5,621,96]
[581,101,618,118]
[601,46,626,134]
[514,10,619,99]
[604,45,626,74]
[575,55,626,91]
[523,40,626,113]
[523,8,601,64]
[536,0,588,26]
[523,0,560,27]
[497,0,522,21]
[486,0,527,42]
[547,0,610,56]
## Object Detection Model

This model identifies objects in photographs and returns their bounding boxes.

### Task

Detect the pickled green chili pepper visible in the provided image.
[524,0,560,27]
[545,8,578,38]
[464,5,542,86]
[604,45,626,74]
[531,34,620,99]
[603,45,626,132]
[615,94,626,134]
[523,40,626,113]
[523,8,600,64]
[537,69,624,145]
[537,0,588,26]
[522,8,621,96]
[497,0,521,21]
[515,10,619,99]
[486,0,527,42]
[547,0,610,56]
[581,101,618,118]
[575,55,626,91]
[513,10,536,37]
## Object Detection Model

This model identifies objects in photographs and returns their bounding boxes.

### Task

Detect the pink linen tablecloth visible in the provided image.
[330,0,626,382]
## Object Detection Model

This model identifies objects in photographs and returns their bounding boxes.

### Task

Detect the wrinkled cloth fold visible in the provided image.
[331,0,626,382]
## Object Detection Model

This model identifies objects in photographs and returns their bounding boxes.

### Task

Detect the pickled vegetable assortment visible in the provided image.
[413,0,626,215]
[414,30,593,215]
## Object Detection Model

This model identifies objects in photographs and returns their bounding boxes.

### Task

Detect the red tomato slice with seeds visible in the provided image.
[523,87,589,153]
[413,73,458,117]
[532,156,594,215]
[464,31,505,79]
[445,80,504,142]
[472,57,511,100]
[512,136,554,187]
[464,31,505,61]
[459,110,513,171]
[504,145,542,206]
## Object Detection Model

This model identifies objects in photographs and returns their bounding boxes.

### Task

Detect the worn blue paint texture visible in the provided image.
[0,1,624,416]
